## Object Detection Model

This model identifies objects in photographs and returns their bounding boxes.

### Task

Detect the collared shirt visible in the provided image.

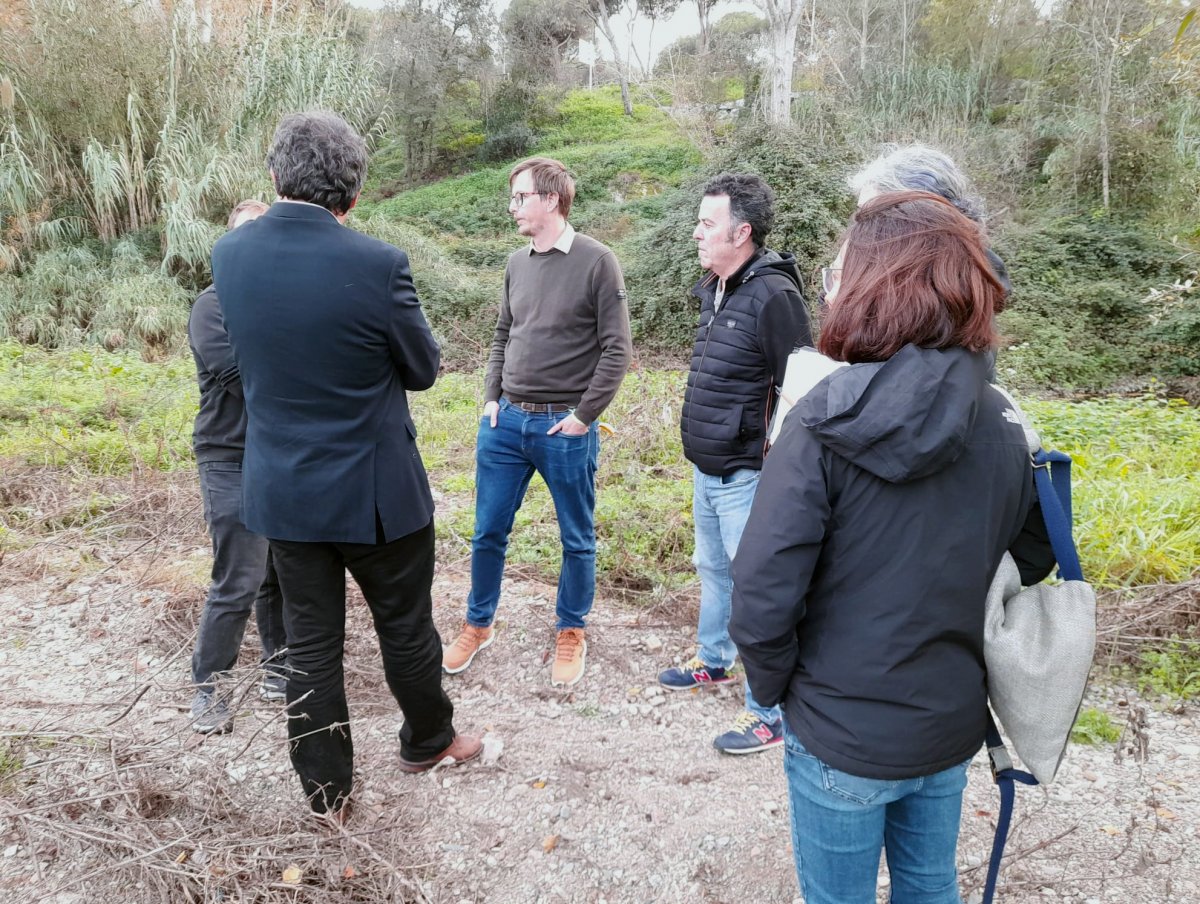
[275,198,340,221]
[529,222,576,255]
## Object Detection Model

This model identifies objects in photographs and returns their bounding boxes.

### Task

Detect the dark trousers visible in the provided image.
[192,461,287,690]
[269,520,455,813]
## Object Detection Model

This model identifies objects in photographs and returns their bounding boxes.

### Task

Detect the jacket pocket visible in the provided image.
[716,403,744,442]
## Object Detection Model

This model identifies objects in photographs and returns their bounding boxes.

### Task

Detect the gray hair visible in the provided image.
[849,144,984,223]
[703,172,776,247]
[267,112,367,214]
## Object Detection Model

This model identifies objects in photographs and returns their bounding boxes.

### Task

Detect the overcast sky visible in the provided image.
[343,0,760,68]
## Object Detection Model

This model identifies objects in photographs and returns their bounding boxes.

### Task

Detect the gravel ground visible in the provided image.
[1,562,1197,903]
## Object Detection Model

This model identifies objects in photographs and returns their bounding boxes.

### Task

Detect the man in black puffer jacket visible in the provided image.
[657,173,812,755]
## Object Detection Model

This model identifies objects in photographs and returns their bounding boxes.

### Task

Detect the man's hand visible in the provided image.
[547,413,589,436]
[483,400,499,428]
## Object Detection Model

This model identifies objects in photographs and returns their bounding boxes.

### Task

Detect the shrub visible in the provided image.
[479,124,536,164]
[623,126,855,344]
[994,215,1192,389]
[1143,270,1200,376]
[1139,642,1200,700]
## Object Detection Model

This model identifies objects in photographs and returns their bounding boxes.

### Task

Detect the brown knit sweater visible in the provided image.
[484,231,632,424]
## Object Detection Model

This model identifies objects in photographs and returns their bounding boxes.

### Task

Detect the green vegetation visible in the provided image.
[0,342,194,472]
[4,341,1196,596]
[359,87,707,352]
[1070,707,1122,745]
[0,0,1197,391]
[994,217,1196,389]
[1139,643,1200,700]
[1026,394,1200,587]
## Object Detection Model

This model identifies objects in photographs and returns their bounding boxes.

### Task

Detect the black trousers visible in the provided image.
[269,520,455,813]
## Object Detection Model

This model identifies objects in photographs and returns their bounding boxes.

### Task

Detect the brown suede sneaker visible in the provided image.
[397,734,483,774]
[550,627,587,687]
[442,623,494,674]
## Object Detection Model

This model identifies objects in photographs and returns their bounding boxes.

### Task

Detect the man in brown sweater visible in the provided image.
[443,156,632,687]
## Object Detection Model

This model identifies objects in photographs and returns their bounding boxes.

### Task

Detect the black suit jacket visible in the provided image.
[211,201,439,544]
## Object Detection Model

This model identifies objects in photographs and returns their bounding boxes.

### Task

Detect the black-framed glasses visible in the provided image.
[509,191,548,208]
[821,267,842,295]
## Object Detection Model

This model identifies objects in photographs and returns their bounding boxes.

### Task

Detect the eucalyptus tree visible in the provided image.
[581,0,635,115]
[752,0,806,123]
[696,0,720,54]
[629,0,682,76]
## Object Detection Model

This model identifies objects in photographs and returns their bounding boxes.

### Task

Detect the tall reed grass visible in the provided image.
[0,0,381,353]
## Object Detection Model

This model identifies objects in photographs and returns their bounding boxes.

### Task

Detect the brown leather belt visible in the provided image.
[505,398,573,414]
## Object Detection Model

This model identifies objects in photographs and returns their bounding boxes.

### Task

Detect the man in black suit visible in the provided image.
[212,111,479,819]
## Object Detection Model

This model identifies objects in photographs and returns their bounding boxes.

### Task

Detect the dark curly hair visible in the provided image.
[267,112,367,215]
[703,172,776,247]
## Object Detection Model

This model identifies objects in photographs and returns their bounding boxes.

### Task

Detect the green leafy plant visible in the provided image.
[1139,642,1200,700]
[1070,707,1121,745]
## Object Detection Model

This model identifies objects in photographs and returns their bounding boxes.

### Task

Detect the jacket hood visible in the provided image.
[793,345,991,483]
[693,248,805,299]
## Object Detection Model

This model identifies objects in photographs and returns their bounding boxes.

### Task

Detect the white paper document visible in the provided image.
[768,348,849,445]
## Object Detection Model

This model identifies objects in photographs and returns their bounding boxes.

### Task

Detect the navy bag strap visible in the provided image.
[983,449,1082,904]
[983,716,1039,904]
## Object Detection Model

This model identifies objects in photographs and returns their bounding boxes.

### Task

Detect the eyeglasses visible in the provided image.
[509,191,548,209]
[821,267,842,295]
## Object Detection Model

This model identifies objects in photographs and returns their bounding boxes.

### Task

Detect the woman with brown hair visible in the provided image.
[729,191,1054,903]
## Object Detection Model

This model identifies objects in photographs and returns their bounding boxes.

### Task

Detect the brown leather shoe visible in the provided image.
[397,734,483,774]
[313,798,353,830]
[551,627,587,687]
[442,623,494,674]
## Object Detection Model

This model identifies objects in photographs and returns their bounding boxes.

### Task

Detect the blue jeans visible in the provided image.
[192,460,287,691]
[693,464,778,724]
[785,727,969,904]
[466,399,600,630]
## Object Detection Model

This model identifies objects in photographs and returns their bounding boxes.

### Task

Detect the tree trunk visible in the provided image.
[756,0,804,125]
[767,18,798,122]
[696,0,712,55]
[859,2,868,72]
[591,0,634,115]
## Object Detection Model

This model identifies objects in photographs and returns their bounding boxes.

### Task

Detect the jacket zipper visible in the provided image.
[685,303,717,450]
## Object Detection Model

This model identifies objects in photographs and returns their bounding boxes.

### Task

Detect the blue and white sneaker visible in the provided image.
[713,712,784,754]
[658,657,735,690]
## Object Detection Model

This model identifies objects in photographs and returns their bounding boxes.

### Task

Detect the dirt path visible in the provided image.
[1,557,1197,903]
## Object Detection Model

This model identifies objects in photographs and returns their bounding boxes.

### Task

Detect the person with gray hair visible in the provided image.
[849,144,984,222]
[849,144,1010,295]
[213,111,480,821]
[849,144,1011,377]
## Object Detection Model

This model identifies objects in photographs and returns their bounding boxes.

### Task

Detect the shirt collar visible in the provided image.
[275,198,340,221]
[529,223,575,255]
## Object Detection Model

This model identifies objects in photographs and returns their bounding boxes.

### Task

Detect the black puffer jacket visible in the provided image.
[680,248,812,477]
[729,345,1054,780]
